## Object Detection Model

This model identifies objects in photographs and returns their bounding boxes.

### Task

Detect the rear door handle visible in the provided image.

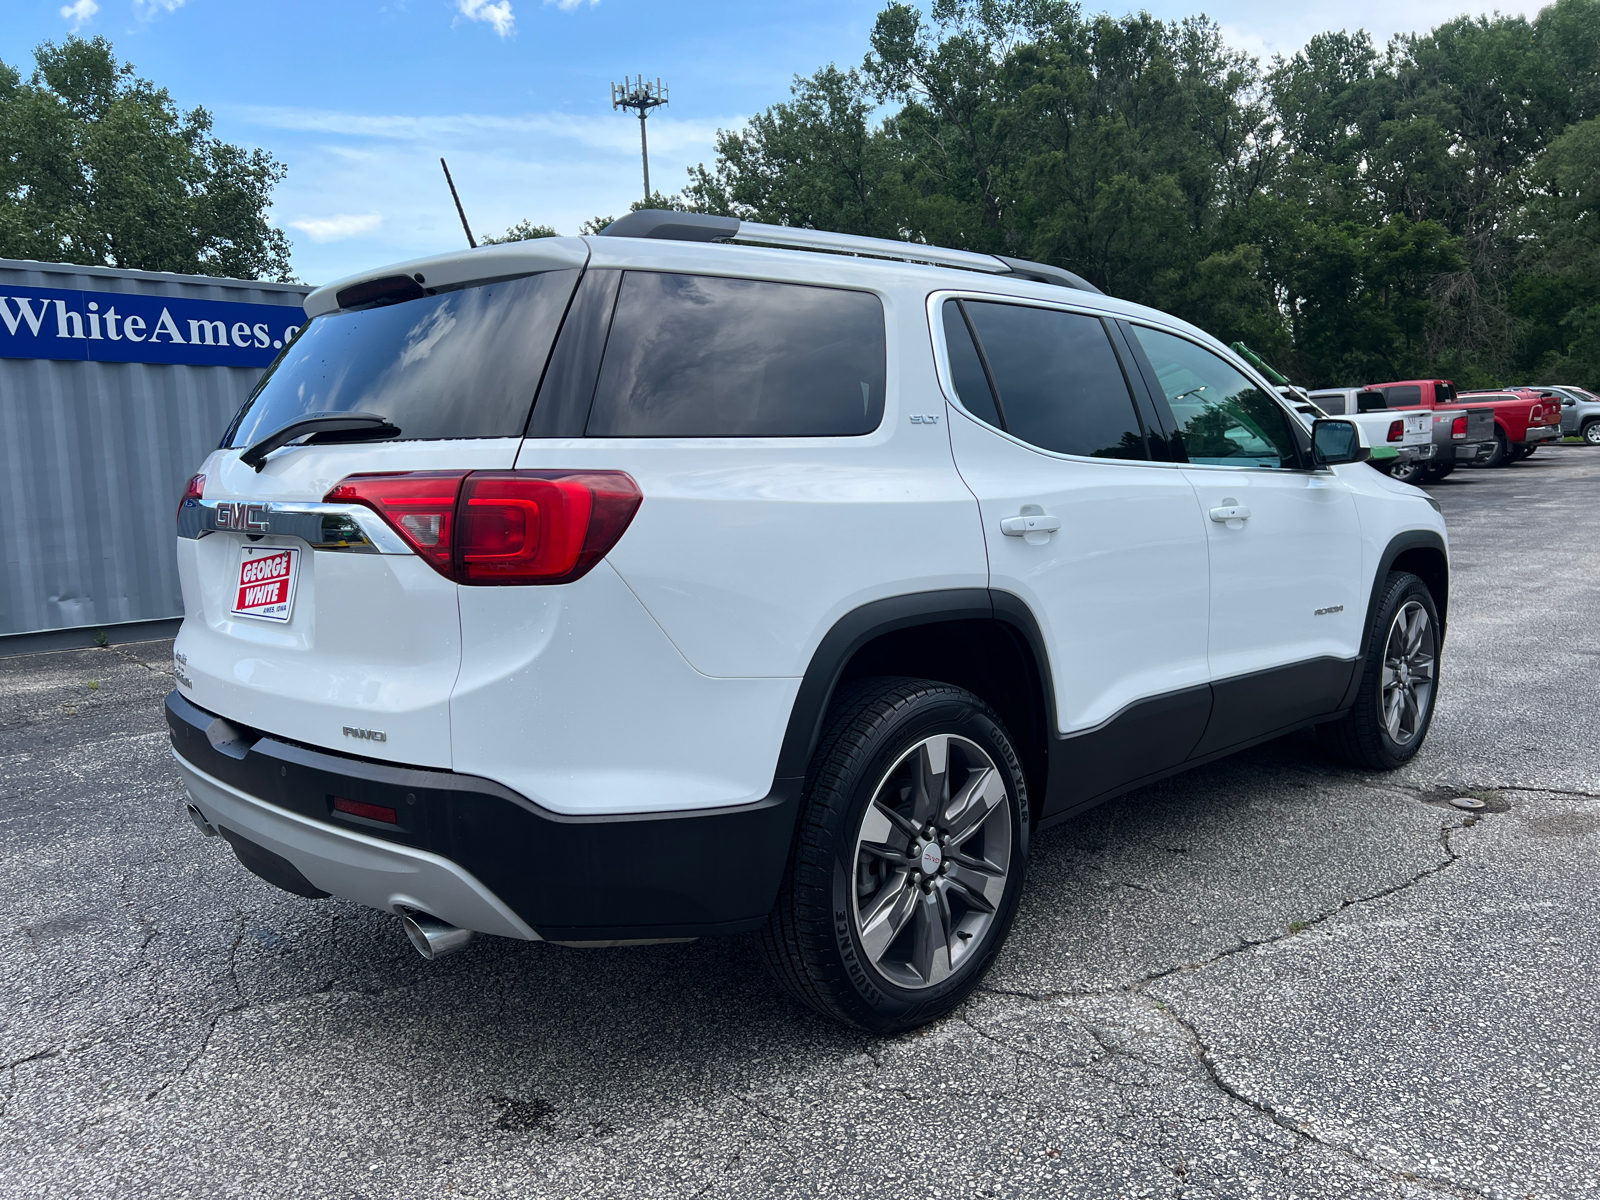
[1000,513,1061,537]
[1209,504,1251,524]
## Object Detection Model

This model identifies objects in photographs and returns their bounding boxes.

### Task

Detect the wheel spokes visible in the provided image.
[943,766,1005,847]
[858,874,918,964]
[850,733,1013,992]
[910,735,949,826]
[908,884,953,986]
[942,863,1001,912]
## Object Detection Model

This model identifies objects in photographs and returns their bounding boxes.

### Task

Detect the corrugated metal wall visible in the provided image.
[0,258,310,638]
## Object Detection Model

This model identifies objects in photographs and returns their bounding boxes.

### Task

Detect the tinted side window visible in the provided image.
[959,301,1146,460]
[229,270,579,446]
[585,272,885,438]
[939,301,1002,428]
[1129,326,1300,469]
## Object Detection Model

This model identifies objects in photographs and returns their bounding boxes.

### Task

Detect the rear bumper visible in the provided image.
[1451,441,1494,462]
[1521,425,1560,445]
[166,690,798,941]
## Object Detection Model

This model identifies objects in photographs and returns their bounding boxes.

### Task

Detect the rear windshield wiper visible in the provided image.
[240,412,400,472]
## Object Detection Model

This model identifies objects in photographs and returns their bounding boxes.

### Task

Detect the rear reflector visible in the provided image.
[332,796,398,824]
[324,469,642,585]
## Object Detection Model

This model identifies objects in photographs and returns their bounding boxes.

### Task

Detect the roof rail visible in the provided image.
[596,209,1102,294]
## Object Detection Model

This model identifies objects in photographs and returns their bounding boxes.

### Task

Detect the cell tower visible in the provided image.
[610,76,668,204]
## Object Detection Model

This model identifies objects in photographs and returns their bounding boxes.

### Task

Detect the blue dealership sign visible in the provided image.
[0,284,305,368]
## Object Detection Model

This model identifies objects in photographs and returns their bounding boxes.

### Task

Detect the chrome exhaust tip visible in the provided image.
[401,912,475,960]
[186,803,218,838]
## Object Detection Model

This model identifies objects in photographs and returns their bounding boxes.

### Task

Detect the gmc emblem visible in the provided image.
[216,502,269,532]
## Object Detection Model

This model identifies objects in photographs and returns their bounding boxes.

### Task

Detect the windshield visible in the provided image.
[226,270,580,447]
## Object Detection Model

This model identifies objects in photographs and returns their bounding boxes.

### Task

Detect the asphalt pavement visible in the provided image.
[2,445,1596,1199]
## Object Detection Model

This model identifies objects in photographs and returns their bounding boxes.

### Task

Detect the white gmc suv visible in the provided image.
[169,211,1448,1032]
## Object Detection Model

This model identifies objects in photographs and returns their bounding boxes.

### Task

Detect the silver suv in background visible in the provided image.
[1539,385,1600,445]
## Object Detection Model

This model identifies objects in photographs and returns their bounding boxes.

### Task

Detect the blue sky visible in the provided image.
[5,0,1548,286]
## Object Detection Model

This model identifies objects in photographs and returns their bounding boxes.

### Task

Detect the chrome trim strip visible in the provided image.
[176,498,411,554]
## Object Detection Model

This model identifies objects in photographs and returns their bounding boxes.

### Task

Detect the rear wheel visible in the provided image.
[760,677,1029,1033]
[1521,445,1538,459]
[1584,421,1600,446]
[1319,572,1440,770]
[1424,463,1455,482]
[1388,457,1428,485]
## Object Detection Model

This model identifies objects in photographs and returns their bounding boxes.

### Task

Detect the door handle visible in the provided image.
[1209,503,1251,524]
[1000,513,1061,537]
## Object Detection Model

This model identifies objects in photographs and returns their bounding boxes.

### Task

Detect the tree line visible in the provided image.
[672,0,1599,390]
[5,7,1596,390]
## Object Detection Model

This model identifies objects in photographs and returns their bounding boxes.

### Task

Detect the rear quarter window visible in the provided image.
[584,272,886,438]
[227,270,579,447]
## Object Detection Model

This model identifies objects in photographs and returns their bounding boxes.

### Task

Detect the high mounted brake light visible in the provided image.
[323,470,642,585]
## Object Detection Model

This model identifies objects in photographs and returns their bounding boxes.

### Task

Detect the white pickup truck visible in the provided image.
[1281,388,1432,471]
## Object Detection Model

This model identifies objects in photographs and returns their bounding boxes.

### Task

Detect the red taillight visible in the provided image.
[324,472,467,574]
[177,473,206,522]
[1387,420,1404,443]
[332,796,397,824]
[323,470,641,586]
[1450,416,1468,439]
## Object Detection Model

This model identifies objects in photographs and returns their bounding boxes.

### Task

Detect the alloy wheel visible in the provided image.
[850,734,1013,990]
[1585,423,1600,446]
[1380,600,1436,745]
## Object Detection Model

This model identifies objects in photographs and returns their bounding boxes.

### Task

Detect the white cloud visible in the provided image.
[133,0,186,18]
[287,213,384,242]
[457,0,515,37]
[59,0,98,31]
[545,0,598,10]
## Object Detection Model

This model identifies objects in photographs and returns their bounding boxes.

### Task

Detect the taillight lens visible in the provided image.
[1387,420,1404,443]
[323,470,641,586]
[1450,416,1468,439]
[177,473,206,522]
[324,472,467,575]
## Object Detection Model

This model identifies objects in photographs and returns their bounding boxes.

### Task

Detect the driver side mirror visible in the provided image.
[1312,419,1370,467]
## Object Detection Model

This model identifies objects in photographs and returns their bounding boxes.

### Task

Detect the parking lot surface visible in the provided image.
[2,446,1597,1199]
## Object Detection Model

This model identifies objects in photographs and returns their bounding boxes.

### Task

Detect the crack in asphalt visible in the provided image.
[971,815,1484,1198]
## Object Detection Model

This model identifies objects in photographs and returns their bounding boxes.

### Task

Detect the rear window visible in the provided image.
[227,270,579,447]
[1381,385,1423,407]
[584,272,886,438]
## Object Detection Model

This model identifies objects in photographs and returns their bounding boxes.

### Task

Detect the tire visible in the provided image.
[759,677,1029,1033]
[1424,463,1455,482]
[1583,420,1600,446]
[1481,426,1512,467]
[1388,457,1428,485]
[1521,445,1537,459]
[1318,572,1440,770]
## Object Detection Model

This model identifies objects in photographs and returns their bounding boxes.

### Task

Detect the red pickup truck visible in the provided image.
[1364,379,1564,468]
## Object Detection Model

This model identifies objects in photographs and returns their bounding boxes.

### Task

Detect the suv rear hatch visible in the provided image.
[173,243,586,767]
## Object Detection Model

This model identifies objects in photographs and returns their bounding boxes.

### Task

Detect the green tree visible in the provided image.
[0,36,291,280]
[481,218,559,243]
[675,0,1600,390]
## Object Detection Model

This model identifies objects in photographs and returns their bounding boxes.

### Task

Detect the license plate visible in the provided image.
[231,545,300,623]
